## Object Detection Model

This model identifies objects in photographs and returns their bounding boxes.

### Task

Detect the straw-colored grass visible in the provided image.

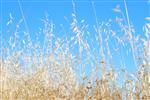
[0,1,150,100]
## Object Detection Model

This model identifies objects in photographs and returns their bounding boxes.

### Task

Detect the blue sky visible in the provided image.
[1,0,150,74]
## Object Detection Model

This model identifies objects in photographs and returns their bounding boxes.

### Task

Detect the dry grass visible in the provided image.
[0,2,150,100]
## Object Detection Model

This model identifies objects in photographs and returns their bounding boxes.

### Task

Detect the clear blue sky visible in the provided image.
[1,0,150,73]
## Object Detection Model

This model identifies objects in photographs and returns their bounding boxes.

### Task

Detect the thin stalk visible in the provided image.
[123,0,137,68]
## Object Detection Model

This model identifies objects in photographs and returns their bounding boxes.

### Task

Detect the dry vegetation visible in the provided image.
[0,1,150,100]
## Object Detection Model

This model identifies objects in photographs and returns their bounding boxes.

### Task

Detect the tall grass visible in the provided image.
[0,1,150,100]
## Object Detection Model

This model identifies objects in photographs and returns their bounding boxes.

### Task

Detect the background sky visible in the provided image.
[0,0,150,74]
